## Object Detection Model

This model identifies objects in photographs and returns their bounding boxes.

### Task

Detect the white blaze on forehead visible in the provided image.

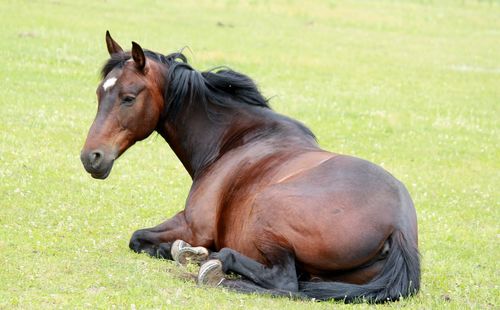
[102,77,117,91]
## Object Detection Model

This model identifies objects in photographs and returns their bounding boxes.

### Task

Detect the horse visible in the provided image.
[80,31,420,303]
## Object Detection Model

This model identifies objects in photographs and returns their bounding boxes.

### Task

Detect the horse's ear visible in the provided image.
[105,31,123,55]
[131,41,146,71]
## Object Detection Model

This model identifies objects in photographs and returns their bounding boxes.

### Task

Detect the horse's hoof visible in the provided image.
[171,240,209,265]
[197,259,225,287]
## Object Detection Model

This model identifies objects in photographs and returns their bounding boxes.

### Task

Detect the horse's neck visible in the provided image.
[158,102,259,178]
[157,109,222,178]
[158,104,317,179]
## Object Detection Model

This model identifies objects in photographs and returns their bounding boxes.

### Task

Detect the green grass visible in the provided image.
[0,0,499,308]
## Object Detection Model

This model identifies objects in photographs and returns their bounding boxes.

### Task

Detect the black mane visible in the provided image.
[101,50,270,121]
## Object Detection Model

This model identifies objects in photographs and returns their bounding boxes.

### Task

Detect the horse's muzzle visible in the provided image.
[80,149,115,179]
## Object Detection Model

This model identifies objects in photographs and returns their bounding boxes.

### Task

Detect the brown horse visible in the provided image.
[81,32,420,303]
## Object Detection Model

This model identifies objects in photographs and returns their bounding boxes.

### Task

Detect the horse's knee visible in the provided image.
[129,230,142,252]
[129,229,153,253]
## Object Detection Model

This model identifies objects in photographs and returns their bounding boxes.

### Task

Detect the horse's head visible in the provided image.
[81,32,165,179]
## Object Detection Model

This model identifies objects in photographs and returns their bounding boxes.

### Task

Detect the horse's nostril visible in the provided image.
[89,150,104,169]
[91,151,100,161]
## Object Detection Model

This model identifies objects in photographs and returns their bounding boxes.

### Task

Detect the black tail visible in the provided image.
[299,230,420,303]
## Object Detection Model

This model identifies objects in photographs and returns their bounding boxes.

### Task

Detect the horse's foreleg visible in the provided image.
[129,230,179,259]
[202,248,299,292]
[129,211,191,259]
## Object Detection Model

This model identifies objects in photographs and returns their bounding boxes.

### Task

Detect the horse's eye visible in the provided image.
[121,95,136,105]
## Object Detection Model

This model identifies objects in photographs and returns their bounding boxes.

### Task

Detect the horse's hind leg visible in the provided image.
[200,248,299,292]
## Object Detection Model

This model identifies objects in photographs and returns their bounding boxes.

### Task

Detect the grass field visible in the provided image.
[0,0,499,308]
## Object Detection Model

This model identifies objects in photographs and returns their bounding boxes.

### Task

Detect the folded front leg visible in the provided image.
[129,211,191,259]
